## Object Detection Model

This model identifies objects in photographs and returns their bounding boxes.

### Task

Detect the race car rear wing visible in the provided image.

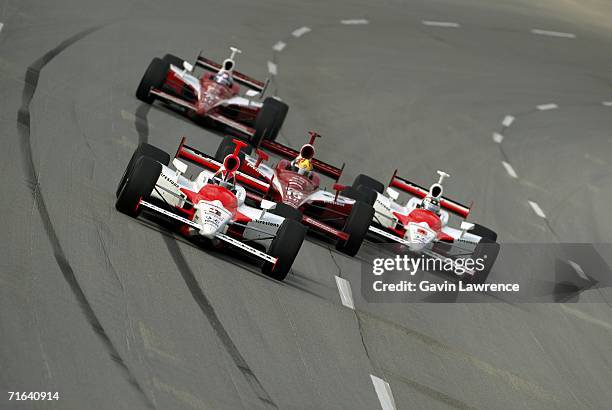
[389,170,472,218]
[196,54,268,94]
[260,140,345,181]
[174,138,270,193]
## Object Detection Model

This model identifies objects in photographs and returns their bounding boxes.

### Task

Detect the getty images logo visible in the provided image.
[372,254,486,276]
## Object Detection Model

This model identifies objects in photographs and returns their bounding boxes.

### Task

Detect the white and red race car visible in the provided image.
[207,132,376,256]
[136,47,288,144]
[115,139,306,280]
[353,171,500,283]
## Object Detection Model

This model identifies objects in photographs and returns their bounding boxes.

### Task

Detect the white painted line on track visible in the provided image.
[371,375,396,410]
[528,201,547,218]
[502,161,518,178]
[536,103,558,111]
[267,61,277,76]
[422,20,460,28]
[602,101,612,106]
[334,276,355,310]
[567,260,589,281]
[561,305,612,332]
[0,23,4,33]
[272,41,286,52]
[531,29,576,39]
[341,19,369,25]
[493,132,504,143]
[292,26,311,38]
[502,115,515,127]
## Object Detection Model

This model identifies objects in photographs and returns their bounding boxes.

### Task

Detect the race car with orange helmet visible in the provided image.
[206,132,376,256]
[350,170,500,283]
[135,46,288,145]
[114,138,306,281]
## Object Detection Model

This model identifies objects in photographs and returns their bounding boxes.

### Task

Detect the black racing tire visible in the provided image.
[342,185,378,206]
[270,203,302,221]
[253,97,289,144]
[464,238,500,284]
[215,136,253,162]
[262,219,306,280]
[469,223,498,242]
[352,174,384,194]
[335,201,375,256]
[115,156,161,217]
[116,143,170,197]
[162,53,184,68]
[136,57,169,103]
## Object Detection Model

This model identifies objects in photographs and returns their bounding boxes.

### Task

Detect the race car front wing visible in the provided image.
[138,199,277,264]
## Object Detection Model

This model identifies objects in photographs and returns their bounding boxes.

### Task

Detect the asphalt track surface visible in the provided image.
[1,1,612,409]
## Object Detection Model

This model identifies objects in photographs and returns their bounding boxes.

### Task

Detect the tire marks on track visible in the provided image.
[134,103,278,408]
[163,237,278,408]
[16,25,155,409]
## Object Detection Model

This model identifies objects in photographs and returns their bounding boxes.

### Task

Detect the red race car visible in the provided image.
[193,132,377,256]
[136,47,288,144]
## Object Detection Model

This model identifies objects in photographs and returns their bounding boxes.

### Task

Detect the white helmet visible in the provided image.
[421,196,440,214]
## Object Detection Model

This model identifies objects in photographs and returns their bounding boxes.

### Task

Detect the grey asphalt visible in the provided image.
[1,0,612,409]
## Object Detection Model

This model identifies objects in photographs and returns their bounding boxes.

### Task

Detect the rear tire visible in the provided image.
[253,97,289,143]
[335,201,375,256]
[352,174,384,194]
[469,224,498,242]
[116,143,169,197]
[215,136,252,162]
[342,185,378,206]
[270,203,302,221]
[162,54,184,68]
[464,238,500,284]
[262,219,306,280]
[136,57,169,104]
[115,156,161,217]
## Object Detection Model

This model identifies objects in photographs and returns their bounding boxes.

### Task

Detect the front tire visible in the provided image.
[253,97,289,143]
[115,156,161,217]
[469,224,498,242]
[262,219,306,280]
[136,57,169,104]
[270,203,302,221]
[335,201,375,256]
[116,143,170,197]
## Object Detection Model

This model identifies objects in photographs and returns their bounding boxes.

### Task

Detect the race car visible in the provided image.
[115,138,306,281]
[351,170,500,283]
[135,46,288,144]
[203,132,376,256]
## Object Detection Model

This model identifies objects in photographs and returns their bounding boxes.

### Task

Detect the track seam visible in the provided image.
[133,104,278,408]
[16,25,154,409]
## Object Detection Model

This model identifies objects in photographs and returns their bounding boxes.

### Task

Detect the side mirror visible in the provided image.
[386,187,399,200]
[260,199,276,210]
[332,183,346,192]
[183,61,194,72]
[173,158,188,174]
[245,89,260,97]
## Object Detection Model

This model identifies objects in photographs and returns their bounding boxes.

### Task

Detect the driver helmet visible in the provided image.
[421,196,440,214]
[214,155,239,189]
[214,71,232,87]
[295,157,313,175]
[293,143,315,176]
